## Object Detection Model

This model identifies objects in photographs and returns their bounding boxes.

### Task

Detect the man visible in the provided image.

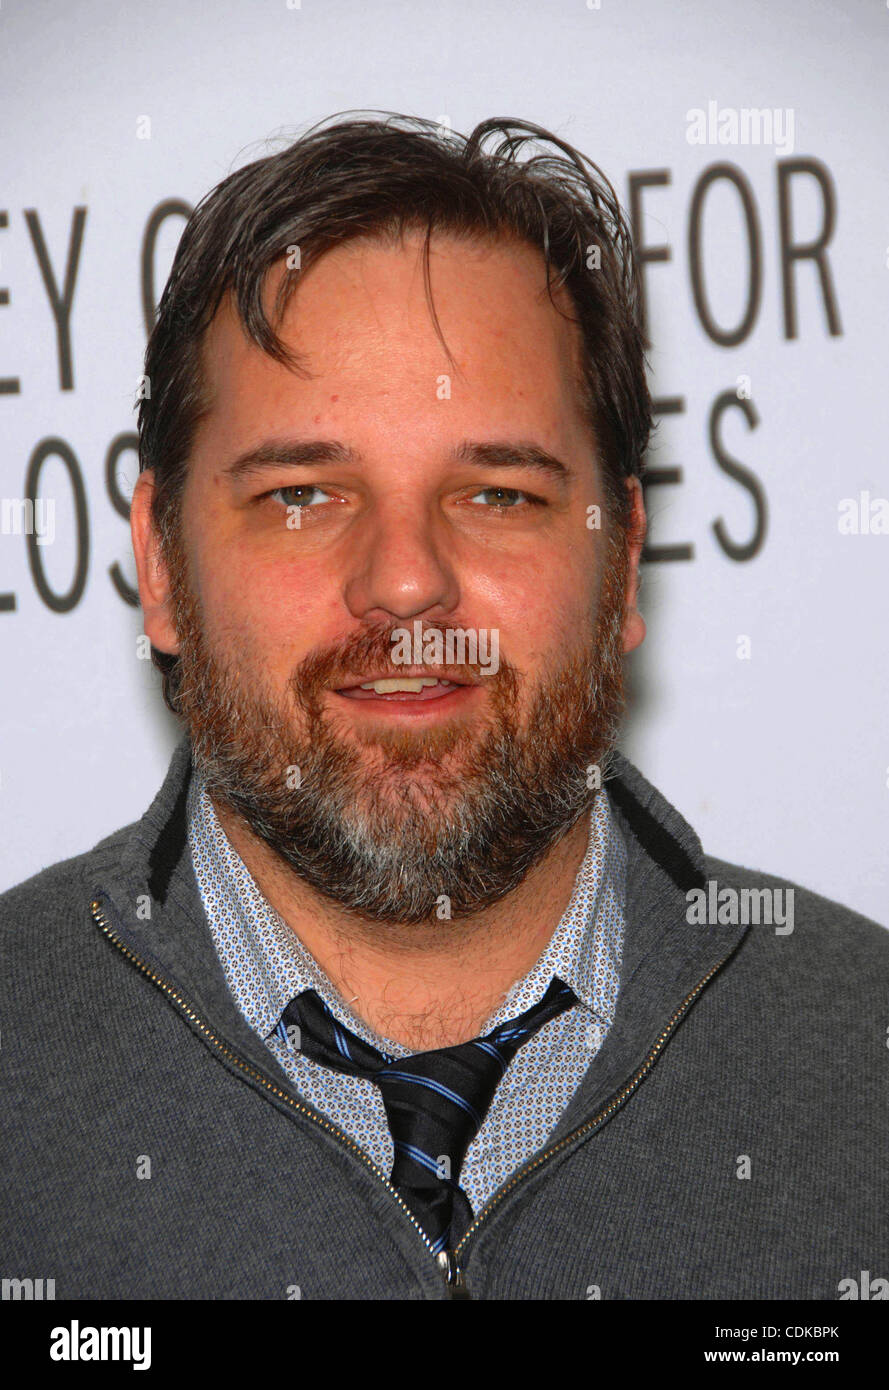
[1,115,886,1301]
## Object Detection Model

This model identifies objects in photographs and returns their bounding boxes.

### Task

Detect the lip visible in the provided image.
[331,682,482,716]
[332,670,478,691]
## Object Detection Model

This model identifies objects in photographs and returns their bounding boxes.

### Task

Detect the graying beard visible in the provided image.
[190,658,621,925]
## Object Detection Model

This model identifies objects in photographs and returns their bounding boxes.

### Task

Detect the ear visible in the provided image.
[621,475,647,655]
[131,470,181,655]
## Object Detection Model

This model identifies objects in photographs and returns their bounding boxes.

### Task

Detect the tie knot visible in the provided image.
[280,975,577,1253]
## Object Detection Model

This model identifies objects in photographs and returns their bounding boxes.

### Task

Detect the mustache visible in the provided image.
[293,621,510,693]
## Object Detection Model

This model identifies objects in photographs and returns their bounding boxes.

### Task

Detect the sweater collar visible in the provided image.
[185,761,627,1045]
[91,734,747,1113]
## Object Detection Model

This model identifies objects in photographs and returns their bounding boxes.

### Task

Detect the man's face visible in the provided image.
[136,230,644,924]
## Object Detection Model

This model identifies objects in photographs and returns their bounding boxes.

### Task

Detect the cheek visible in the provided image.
[193,551,338,675]
[469,542,598,671]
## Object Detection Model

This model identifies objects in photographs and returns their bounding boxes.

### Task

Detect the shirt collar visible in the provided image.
[187,768,626,1047]
[187,771,327,1041]
[488,788,626,1029]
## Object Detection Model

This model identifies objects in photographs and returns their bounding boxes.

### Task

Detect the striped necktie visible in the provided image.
[281,976,577,1253]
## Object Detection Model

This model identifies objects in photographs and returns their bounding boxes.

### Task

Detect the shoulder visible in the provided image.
[701,852,889,995]
[0,820,138,948]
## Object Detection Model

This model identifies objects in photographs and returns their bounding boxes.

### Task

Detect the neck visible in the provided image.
[210,797,591,1050]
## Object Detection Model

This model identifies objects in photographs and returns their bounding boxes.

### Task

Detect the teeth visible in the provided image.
[358,677,450,693]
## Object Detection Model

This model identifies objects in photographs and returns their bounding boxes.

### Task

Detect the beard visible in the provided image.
[163,525,629,926]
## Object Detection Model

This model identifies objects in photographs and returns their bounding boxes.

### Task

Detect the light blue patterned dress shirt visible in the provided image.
[187,768,627,1217]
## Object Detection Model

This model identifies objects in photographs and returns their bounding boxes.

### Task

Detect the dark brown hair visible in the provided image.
[138,112,652,707]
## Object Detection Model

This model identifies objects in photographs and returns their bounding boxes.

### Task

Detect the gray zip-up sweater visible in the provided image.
[2,737,887,1300]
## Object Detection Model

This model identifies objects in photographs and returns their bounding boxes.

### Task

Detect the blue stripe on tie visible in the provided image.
[379,1071,482,1128]
[495,1024,529,1044]
[430,1229,450,1254]
[332,1023,353,1060]
[317,998,354,1060]
[472,1038,507,1067]
[393,1141,459,1187]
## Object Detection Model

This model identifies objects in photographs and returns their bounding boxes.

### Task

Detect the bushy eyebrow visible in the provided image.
[450,440,574,482]
[223,440,358,479]
[222,437,575,483]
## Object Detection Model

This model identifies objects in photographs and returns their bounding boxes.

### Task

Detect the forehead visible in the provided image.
[198,229,591,443]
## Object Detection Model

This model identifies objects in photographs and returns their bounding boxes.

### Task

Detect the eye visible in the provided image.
[265,484,332,509]
[466,486,542,509]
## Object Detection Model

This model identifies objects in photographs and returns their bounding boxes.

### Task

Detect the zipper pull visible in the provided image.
[436,1250,469,1298]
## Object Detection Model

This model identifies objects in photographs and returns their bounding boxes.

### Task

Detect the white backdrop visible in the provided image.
[1,0,886,927]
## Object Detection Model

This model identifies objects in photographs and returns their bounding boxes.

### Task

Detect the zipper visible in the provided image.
[436,1248,468,1297]
[452,949,735,1260]
[89,898,448,1288]
[91,895,732,1297]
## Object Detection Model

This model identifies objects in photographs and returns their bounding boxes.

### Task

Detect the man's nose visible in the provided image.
[342,496,460,623]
